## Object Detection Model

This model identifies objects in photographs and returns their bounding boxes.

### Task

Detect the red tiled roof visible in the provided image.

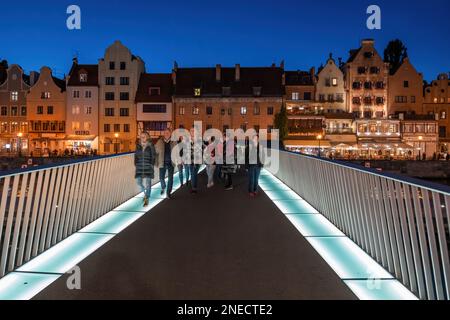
[174,66,284,97]
[67,63,98,87]
[135,73,173,103]
[285,70,314,86]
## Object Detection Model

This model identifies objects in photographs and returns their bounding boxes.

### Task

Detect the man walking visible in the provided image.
[156,129,176,199]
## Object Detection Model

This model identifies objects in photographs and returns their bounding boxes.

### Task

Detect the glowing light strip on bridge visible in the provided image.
[258,169,418,301]
[0,169,195,300]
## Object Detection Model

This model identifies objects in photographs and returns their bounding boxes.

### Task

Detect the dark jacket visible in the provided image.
[245,141,264,167]
[155,138,177,168]
[135,141,156,178]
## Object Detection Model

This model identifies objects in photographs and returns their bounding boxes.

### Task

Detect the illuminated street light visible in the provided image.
[114,133,119,154]
[317,134,323,158]
[17,132,23,157]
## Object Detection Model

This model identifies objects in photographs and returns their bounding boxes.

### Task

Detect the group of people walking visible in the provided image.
[134,129,264,206]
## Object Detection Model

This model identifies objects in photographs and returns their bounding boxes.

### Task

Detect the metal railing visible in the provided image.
[268,150,450,300]
[0,153,144,278]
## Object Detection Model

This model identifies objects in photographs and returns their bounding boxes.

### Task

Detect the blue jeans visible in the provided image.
[178,164,190,185]
[160,163,175,195]
[136,177,152,198]
[248,165,261,193]
[190,164,200,190]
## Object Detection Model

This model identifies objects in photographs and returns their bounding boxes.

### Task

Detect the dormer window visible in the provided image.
[79,73,88,82]
[222,87,231,96]
[253,87,262,97]
[194,88,201,96]
[149,87,161,96]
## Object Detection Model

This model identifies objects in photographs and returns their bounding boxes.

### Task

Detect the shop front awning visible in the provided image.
[355,142,414,150]
[65,135,97,141]
[285,140,332,148]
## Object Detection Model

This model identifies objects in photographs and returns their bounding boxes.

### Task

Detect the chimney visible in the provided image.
[172,70,176,85]
[310,67,315,77]
[216,64,221,82]
[235,64,240,81]
[72,57,78,65]
[280,60,285,70]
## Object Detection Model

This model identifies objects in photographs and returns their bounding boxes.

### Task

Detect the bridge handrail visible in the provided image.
[0,153,145,279]
[0,152,134,179]
[280,149,450,195]
[270,149,450,300]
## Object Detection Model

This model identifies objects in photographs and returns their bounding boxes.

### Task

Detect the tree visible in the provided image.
[274,106,289,149]
[0,59,8,68]
[384,39,408,75]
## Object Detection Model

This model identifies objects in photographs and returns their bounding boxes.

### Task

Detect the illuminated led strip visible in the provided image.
[0,169,193,300]
[259,169,418,300]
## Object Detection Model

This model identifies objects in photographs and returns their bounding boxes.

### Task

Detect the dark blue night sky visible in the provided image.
[1,0,449,81]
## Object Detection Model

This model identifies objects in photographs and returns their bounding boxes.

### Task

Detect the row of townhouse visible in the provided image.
[284,39,448,160]
[0,39,448,158]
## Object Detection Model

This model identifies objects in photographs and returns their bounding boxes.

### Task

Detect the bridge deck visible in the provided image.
[34,169,356,300]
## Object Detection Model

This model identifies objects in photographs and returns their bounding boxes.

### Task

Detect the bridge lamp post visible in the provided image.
[317,134,323,158]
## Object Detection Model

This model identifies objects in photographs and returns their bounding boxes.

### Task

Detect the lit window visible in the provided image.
[194,88,201,96]
[292,92,299,100]
[72,106,80,114]
[192,106,199,115]
[240,106,247,115]
[79,74,88,82]
[179,106,185,115]
[41,92,51,99]
[332,78,338,86]
[11,91,18,101]
[72,122,80,130]
[84,122,92,131]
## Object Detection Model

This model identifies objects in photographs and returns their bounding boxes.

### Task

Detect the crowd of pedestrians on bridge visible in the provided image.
[134,128,265,206]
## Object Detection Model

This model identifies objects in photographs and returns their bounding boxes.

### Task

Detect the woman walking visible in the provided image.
[246,135,263,196]
[135,132,156,206]
[204,137,216,188]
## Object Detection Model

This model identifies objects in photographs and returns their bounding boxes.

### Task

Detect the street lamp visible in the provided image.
[114,133,119,154]
[418,136,424,160]
[317,134,323,158]
[17,132,23,157]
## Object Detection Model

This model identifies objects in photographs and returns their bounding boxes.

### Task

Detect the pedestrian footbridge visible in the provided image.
[0,151,448,300]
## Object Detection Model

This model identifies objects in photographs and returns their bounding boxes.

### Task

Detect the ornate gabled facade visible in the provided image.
[0,65,33,154]
[27,66,66,156]
[344,39,389,119]
[66,59,99,153]
[98,40,145,154]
